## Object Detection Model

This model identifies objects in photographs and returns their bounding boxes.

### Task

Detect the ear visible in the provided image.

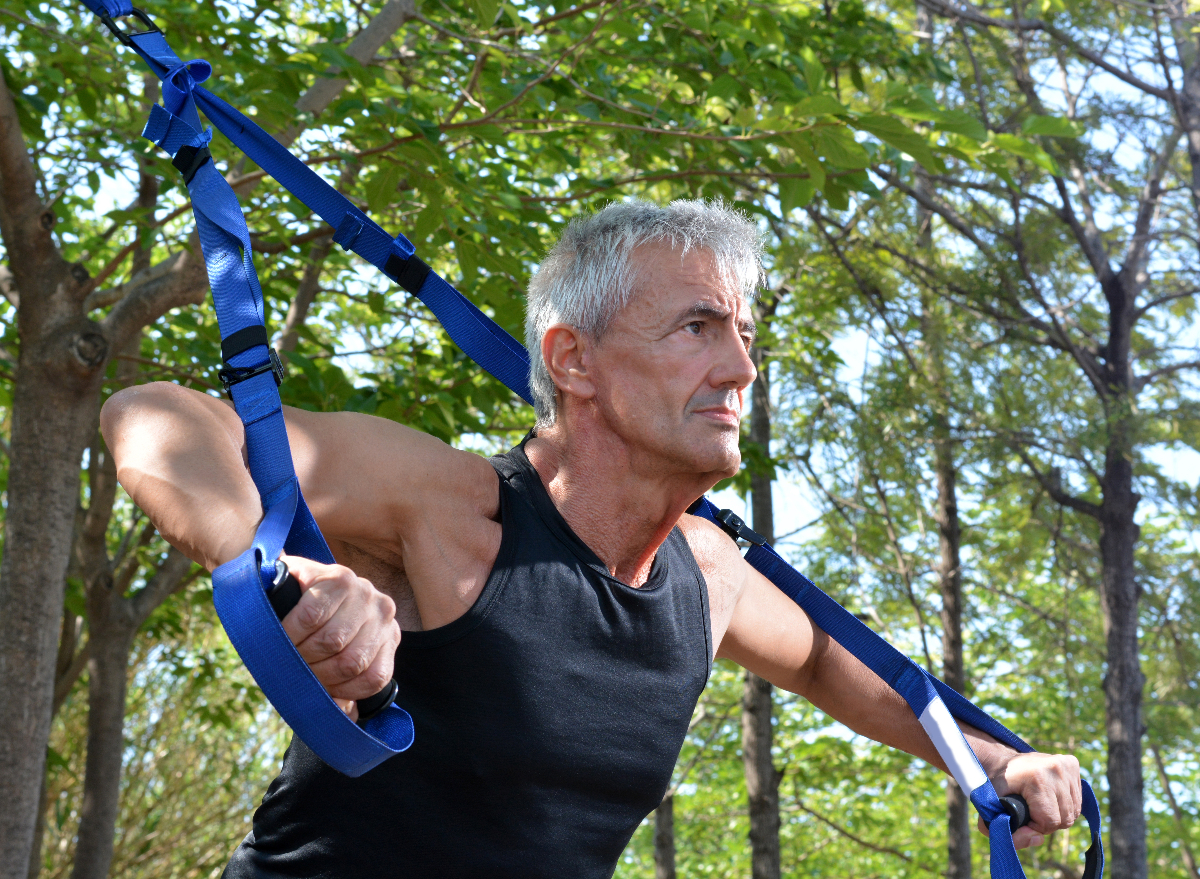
[541,323,596,407]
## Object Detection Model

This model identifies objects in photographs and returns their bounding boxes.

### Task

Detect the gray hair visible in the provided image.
[525,198,764,426]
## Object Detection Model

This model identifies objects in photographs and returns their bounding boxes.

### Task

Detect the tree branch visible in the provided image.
[0,62,57,271]
[292,0,420,125]
[1135,359,1200,391]
[131,549,196,626]
[922,0,1172,99]
[1014,449,1102,519]
[100,234,209,353]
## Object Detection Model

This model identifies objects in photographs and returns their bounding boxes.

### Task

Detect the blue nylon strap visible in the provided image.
[94,1,1103,855]
[141,70,413,776]
[118,27,533,404]
[75,0,132,17]
[689,498,1103,879]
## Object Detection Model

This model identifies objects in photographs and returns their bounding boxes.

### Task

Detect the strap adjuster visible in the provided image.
[713,508,767,546]
[218,348,285,394]
[172,144,212,185]
[97,8,160,47]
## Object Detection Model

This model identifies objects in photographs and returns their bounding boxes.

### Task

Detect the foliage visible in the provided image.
[0,0,1197,876]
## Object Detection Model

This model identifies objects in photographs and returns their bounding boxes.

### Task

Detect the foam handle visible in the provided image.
[1000,794,1031,829]
[270,560,400,723]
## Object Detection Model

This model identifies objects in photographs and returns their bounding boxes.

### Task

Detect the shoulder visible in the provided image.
[676,512,742,573]
[677,513,748,649]
[287,408,500,524]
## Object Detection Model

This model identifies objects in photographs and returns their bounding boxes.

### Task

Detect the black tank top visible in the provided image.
[223,441,712,879]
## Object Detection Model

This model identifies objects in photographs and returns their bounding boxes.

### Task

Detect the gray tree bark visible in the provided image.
[2,6,419,877]
[912,6,972,873]
[0,57,127,879]
[68,423,194,879]
[912,5,972,868]
[743,344,781,879]
[653,794,676,879]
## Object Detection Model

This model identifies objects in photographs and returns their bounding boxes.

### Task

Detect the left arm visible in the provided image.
[687,517,1081,849]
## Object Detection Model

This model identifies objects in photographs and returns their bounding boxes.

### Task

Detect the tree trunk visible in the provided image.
[1099,418,1145,879]
[653,794,676,879]
[0,306,108,879]
[911,3,972,865]
[0,114,111,879]
[932,399,970,879]
[69,594,137,879]
[743,347,781,879]
[0,4,419,872]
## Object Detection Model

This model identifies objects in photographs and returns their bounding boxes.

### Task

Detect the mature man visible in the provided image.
[102,199,1081,877]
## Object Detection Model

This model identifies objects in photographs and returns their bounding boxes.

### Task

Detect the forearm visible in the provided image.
[798,630,1016,778]
[101,382,261,571]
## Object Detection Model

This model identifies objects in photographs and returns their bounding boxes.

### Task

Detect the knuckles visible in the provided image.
[286,560,398,695]
[330,641,375,681]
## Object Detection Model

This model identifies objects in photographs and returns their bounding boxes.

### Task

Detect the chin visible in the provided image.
[682,438,741,481]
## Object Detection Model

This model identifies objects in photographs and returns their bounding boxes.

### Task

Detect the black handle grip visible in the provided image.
[270,560,399,724]
[999,794,1030,830]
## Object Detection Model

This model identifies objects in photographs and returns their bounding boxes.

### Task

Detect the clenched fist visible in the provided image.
[981,751,1082,849]
[276,553,401,720]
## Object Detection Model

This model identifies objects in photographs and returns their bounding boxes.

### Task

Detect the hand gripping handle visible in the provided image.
[269,560,400,723]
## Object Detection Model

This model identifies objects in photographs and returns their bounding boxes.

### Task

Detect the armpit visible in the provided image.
[329,539,422,631]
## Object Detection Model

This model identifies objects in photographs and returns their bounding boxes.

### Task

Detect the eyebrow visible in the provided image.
[677,302,758,343]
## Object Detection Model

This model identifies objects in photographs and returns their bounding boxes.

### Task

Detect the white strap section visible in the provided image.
[919,697,989,797]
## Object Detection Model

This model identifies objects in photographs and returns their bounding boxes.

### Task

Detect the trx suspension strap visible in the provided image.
[83,4,1103,875]
[688,499,1103,879]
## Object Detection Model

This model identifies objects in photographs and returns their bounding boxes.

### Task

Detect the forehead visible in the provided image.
[622,243,748,320]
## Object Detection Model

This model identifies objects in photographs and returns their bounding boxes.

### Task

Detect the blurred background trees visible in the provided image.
[0,0,1194,877]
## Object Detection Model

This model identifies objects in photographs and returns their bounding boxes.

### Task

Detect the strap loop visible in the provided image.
[386,252,431,294]
[171,143,211,185]
[221,325,269,362]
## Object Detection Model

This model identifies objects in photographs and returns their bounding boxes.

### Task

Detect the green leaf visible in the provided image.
[496,191,523,210]
[472,0,499,24]
[410,118,442,144]
[793,95,847,117]
[823,179,849,210]
[778,176,816,214]
[364,162,404,213]
[813,127,871,170]
[786,133,826,189]
[933,110,988,142]
[1022,114,1083,138]
[853,114,940,171]
[990,133,1059,174]
[707,74,741,101]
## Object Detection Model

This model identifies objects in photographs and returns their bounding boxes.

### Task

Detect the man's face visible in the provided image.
[584,244,757,481]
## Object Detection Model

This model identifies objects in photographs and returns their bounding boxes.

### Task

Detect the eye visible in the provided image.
[685,320,704,335]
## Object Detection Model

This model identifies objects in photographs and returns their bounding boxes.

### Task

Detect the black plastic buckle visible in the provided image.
[97,8,161,47]
[218,348,285,394]
[714,508,767,546]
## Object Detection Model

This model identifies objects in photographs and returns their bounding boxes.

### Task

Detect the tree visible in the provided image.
[892,2,1200,874]
[0,0,1024,874]
[743,310,782,879]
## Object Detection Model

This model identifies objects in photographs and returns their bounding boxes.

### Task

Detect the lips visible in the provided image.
[693,406,741,425]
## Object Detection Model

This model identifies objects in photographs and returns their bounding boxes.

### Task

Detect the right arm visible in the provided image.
[99,381,496,573]
[100,381,500,708]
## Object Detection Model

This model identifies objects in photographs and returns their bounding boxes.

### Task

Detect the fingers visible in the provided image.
[277,553,400,706]
[979,751,1083,849]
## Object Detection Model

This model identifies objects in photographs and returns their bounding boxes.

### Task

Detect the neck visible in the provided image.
[524,421,713,587]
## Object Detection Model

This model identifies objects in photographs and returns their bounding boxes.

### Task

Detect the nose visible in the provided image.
[713,323,757,392]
